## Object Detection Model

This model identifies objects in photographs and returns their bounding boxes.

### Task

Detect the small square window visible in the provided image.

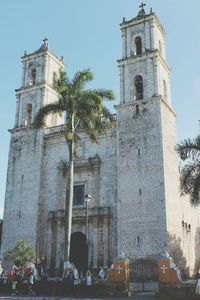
[73,185,85,206]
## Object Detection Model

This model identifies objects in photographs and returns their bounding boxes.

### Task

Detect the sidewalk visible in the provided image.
[0,292,197,300]
[0,296,186,300]
[0,295,152,300]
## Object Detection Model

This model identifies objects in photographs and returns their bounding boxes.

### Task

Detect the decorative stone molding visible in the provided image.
[58,155,101,176]
[48,206,111,222]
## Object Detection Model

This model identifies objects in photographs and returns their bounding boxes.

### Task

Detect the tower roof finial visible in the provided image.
[137,2,146,17]
[42,37,48,49]
[139,2,146,10]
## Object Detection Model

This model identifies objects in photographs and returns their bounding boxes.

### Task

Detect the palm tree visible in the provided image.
[33,68,115,261]
[177,135,200,206]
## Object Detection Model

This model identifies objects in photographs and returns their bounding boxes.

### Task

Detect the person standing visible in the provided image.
[86,270,92,286]
[98,266,105,280]
[11,267,20,296]
[26,268,36,296]
[196,273,200,295]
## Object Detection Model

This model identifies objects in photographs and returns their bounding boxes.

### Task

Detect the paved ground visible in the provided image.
[0,292,199,300]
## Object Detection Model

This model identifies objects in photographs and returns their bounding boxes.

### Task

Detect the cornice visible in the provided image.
[120,12,166,36]
[118,49,170,73]
[48,206,111,221]
[15,81,58,96]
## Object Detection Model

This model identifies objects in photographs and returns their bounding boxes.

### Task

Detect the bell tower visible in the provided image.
[2,40,65,253]
[119,3,171,105]
[116,4,181,259]
[15,38,64,128]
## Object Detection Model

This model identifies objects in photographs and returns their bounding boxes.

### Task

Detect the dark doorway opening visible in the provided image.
[70,232,88,272]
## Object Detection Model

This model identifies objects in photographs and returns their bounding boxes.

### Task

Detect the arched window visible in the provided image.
[135,75,143,100]
[159,40,162,55]
[26,103,32,125]
[163,80,167,100]
[135,36,142,55]
[31,68,36,85]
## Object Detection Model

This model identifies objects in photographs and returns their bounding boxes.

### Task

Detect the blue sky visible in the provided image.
[0,0,199,217]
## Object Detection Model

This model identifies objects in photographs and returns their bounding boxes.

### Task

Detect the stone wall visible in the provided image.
[36,127,118,271]
[116,97,167,258]
[1,128,44,252]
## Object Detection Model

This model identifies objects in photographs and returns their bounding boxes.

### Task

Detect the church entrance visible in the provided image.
[70,232,88,272]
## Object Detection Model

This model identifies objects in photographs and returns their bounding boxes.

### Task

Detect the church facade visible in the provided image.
[2,6,200,275]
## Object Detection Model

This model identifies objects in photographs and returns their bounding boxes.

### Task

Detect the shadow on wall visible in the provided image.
[168,233,188,279]
[194,227,200,276]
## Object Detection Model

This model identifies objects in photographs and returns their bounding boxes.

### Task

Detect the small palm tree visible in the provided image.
[33,68,115,261]
[177,135,200,206]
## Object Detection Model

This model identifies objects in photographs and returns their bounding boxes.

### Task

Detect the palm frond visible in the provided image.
[177,135,200,160]
[92,89,115,101]
[180,162,200,206]
[191,171,200,206]
[53,69,70,97]
[77,93,102,114]
[100,106,116,123]
[180,163,197,195]
[33,102,65,129]
[79,118,99,143]
[93,117,109,137]
[72,69,93,92]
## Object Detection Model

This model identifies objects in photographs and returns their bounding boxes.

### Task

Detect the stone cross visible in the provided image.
[139,2,146,10]
[161,264,168,274]
[43,37,48,44]
[43,37,48,48]
[115,265,123,274]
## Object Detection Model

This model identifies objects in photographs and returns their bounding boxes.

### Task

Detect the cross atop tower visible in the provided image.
[139,2,146,10]
[43,37,48,48]
[137,2,146,17]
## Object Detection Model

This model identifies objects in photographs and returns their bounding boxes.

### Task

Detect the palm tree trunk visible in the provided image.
[64,116,75,261]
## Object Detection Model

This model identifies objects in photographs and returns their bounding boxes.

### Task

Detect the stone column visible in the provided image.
[97,216,104,267]
[56,218,63,275]
[92,221,98,269]
[103,216,109,268]
[21,61,26,87]
[15,96,20,127]
[46,219,52,271]
[153,57,159,96]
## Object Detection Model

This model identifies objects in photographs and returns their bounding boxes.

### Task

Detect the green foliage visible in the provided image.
[33,68,116,145]
[177,135,200,206]
[177,136,200,161]
[3,240,40,270]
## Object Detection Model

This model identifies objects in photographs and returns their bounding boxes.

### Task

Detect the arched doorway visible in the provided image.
[70,232,88,272]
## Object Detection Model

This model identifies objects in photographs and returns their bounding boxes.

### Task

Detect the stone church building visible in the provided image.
[2,6,200,275]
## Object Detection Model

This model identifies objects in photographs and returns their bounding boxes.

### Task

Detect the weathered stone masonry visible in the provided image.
[2,7,200,275]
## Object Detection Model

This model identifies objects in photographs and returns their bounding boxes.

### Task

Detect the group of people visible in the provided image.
[6,265,36,296]
[0,261,108,296]
[62,264,106,287]
[62,268,94,286]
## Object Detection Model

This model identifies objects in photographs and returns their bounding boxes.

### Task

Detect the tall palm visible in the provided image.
[33,69,115,261]
[177,135,200,206]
